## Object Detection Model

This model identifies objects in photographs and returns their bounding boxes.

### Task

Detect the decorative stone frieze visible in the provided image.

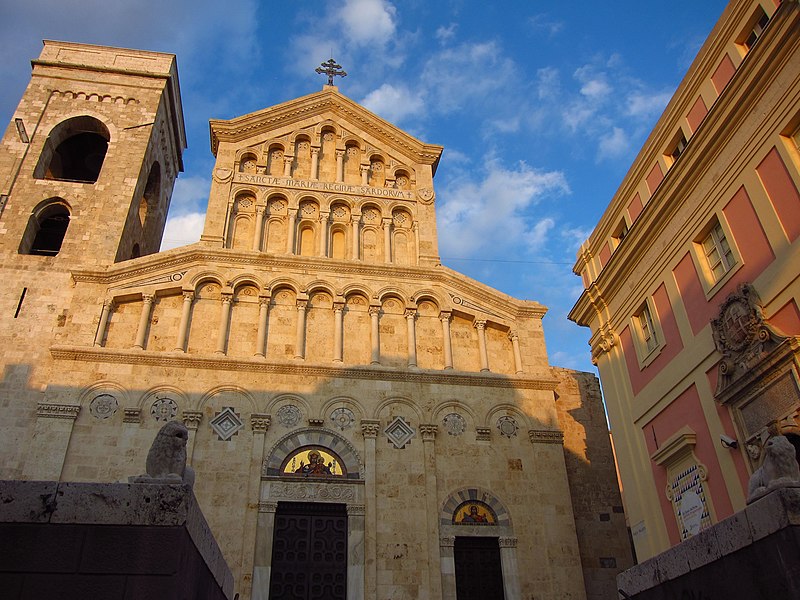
[499,537,518,548]
[420,424,438,440]
[36,403,80,420]
[123,407,141,423]
[269,482,355,501]
[361,420,380,438]
[476,427,491,441]
[528,429,565,444]
[346,504,366,516]
[308,418,325,427]
[258,501,278,513]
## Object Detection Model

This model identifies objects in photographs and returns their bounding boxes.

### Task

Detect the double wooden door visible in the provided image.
[454,536,505,600]
[269,502,348,600]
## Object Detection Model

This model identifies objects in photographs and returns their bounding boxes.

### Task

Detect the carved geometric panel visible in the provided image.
[330,407,355,431]
[277,404,302,428]
[384,416,415,449]
[210,406,244,441]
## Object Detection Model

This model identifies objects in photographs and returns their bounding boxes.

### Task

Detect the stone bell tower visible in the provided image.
[0,40,186,267]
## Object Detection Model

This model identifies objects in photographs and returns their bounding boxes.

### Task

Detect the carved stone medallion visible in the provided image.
[89,393,118,419]
[442,413,466,436]
[277,404,302,428]
[497,416,519,438]
[331,407,355,431]
[150,396,178,422]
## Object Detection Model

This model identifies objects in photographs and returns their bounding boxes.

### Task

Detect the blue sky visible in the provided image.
[0,0,728,374]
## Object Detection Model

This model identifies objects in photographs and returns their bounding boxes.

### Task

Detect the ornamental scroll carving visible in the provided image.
[270,482,356,501]
[711,283,786,398]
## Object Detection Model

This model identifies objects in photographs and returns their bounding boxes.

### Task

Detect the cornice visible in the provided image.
[573,8,800,329]
[209,88,443,167]
[49,346,560,391]
[69,247,547,321]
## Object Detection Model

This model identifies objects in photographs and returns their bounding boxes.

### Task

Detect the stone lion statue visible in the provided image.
[131,420,195,487]
[746,435,800,503]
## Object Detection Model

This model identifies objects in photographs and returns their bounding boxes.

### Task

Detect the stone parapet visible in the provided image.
[0,480,234,599]
[617,486,800,599]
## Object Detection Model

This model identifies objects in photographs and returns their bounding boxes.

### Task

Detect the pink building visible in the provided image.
[570,0,800,560]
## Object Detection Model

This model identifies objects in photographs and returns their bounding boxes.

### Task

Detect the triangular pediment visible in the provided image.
[209,86,442,171]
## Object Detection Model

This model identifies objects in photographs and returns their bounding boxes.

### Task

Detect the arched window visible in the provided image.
[20,200,71,256]
[34,116,110,183]
[138,162,161,227]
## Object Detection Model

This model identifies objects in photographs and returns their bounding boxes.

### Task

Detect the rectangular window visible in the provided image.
[637,304,658,354]
[744,10,769,51]
[612,218,630,248]
[701,220,736,283]
[670,132,688,163]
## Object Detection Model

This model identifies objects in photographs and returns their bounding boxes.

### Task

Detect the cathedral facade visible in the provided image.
[0,41,630,599]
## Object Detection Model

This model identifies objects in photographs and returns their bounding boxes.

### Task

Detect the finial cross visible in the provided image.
[316,58,347,86]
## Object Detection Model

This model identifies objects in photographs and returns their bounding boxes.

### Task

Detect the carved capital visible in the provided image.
[123,407,141,424]
[258,501,278,513]
[528,429,564,444]
[404,309,417,320]
[296,299,308,311]
[251,413,271,433]
[347,504,366,516]
[508,331,519,342]
[368,306,381,317]
[499,537,518,548]
[221,293,233,306]
[440,536,456,547]
[361,419,381,438]
[141,294,154,305]
[182,291,195,303]
[182,410,203,430]
[474,320,487,331]
[37,403,80,420]
[420,424,438,440]
[439,311,451,323]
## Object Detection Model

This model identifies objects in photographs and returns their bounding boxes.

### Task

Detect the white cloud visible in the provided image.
[435,24,457,44]
[598,126,630,159]
[338,0,397,46]
[626,89,672,119]
[421,42,517,113]
[170,176,211,212]
[360,84,425,125]
[160,212,205,251]
[528,14,564,37]
[437,159,569,258]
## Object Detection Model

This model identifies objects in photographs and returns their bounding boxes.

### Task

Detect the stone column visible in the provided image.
[174,291,194,352]
[439,312,454,369]
[286,208,297,254]
[255,296,270,357]
[22,403,80,480]
[382,217,392,263]
[413,222,420,266]
[347,504,366,600]
[133,294,154,349]
[439,536,456,600]
[421,425,443,599]
[351,215,360,259]
[252,501,278,600]
[253,206,265,251]
[319,211,329,257]
[336,150,345,182]
[215,293,233,354]
[283,156,293,178]
[509,332,523,374]
[405,309,418,368]
[181,410,203,462]
[360,164,369,185]
[474,320,490,372]
[310,147,320,180]
[94,298,113,347]
[294,299,308,359]
[361,420,380,600]
[333,301,344,363]
[499,537,521,600]
[240,414,271,600]
[369,306,381,365]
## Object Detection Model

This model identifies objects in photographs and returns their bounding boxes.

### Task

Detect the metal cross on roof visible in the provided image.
[316,58,347,86]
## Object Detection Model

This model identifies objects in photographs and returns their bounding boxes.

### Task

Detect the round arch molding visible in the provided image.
[263,427,363,480]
